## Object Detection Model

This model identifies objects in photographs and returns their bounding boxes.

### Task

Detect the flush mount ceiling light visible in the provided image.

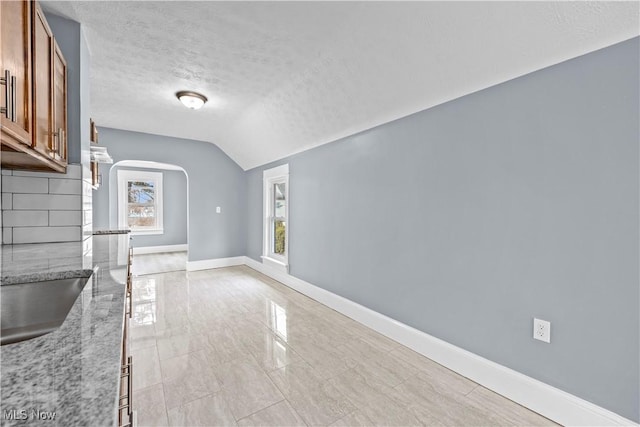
[176,91,207,110]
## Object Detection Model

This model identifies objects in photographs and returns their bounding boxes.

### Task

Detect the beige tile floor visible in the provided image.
[130,264,557,427]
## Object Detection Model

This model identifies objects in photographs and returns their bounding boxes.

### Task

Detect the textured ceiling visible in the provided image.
[41,1,639,170]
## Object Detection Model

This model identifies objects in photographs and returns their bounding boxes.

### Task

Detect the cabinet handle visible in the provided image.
[125,271,132,319]
[118,356,133,426]
[0,70,10,119]
[10,75,16,122]
[129,356,133,425]
[50,131,57,155]
[127,248,133,318]
[58,128,64,156]
[51,128,64,158]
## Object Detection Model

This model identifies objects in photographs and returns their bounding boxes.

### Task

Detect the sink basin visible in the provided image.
[1,277,89,345]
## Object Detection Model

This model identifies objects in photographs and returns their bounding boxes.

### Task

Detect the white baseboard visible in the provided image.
[132,244,188,255]
[186,256,246,272]
[243,256,637,427]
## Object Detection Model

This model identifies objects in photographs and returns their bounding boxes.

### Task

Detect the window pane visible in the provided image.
[127,179,157,229]
[128,181,155,204]
[128,205,156,228]
[273,183,286,218]
[273,220,285,254]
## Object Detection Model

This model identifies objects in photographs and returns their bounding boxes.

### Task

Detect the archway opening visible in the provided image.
[109,160,190,274]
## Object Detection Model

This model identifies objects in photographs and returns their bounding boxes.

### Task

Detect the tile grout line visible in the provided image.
[262,360,314,426]
[215,351,282,423]
[464,384,480,396]
[271,390,309,426]
[234,397,287,424]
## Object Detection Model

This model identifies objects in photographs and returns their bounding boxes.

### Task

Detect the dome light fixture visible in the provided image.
[176,91,208,110]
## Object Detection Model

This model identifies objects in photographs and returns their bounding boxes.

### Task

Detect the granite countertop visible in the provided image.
[0,240,95,286]
[92,229,131,236]
[0,234,131,426]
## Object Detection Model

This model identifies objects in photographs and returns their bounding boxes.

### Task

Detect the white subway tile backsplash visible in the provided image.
[13,226,81,244]
[3,227,12,244]
[83,223,93,239]
[82,165,92,183]
[82,238,93,263]
[13,194,81,210]
[83,209,93,225]
[82,181,92,197]
[2,176,48,193]
[1,164,89,244]
[49,178,82,195]
[49,210,82,226]
[2,193,12,210]
[12,164,82,179]
[3,210,48,227]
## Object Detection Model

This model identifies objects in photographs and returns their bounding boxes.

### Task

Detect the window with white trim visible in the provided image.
[118,170,163,235]
[262,164,289,272]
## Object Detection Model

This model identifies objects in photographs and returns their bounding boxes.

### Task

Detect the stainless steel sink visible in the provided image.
[1,277,89,346]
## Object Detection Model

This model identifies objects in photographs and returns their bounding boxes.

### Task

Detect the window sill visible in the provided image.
[261,256,288,273]
[130,229,164,236]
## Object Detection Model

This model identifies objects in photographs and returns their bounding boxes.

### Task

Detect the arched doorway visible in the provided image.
[108,160,190,274]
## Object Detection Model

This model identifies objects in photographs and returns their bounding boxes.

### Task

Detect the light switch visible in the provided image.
[216,207,221,214]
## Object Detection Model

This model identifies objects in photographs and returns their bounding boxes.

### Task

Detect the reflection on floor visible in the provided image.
[130,266,556,427]
[133,251,187,276]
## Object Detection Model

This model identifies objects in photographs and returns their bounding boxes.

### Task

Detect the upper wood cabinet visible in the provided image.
[0,0,33,147]
[52,40,67,163]
[1,0,67,173]
[32,3,54,160]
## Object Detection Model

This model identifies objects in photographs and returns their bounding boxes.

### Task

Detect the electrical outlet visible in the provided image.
[216,207,221,213]
[533,318,551,343]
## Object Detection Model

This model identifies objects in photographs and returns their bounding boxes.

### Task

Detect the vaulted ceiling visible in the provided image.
[41,1,639,170]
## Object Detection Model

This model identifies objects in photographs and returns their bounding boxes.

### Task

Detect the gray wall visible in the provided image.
[102,166,187,248]
[79,27,91,167]
[246,38,639,421]
[93,128,246,261]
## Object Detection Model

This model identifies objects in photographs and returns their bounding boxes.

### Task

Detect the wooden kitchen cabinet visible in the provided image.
[31,2,67,168]
[1,0,67,173]
[91,161,100,187]
[0,0,33,147]
[52,39,67,163]
[32,3,54,159]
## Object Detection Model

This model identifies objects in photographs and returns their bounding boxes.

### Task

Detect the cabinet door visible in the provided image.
[0,0,32,146]
[52,40,67,164]
[32,3,54,159]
